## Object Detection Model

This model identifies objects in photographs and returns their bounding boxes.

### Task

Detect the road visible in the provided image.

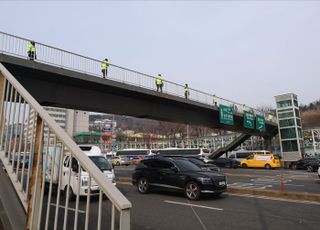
[115,165,320,194]
[1,162,320,230]
[118,183,320,230]
[39,182,320,230]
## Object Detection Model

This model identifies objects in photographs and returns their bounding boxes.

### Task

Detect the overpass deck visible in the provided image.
[0,31,278,137]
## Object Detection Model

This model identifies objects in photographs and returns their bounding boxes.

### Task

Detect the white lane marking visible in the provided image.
[227,193,320,206]
[50,203,86,213]
[164,200,223,211]
[228,182,272,190]
[187,199,207,230]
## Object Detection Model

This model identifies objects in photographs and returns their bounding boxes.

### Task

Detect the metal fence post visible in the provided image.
[119,209,130,230]
[0,73,6,146]
[25,115,44,230]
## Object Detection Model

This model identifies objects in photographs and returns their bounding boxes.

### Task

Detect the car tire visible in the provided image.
[185,181,201,201]
[265,164,271,170]
[137,177,150,194]
[241,163,247,169]
[64,185,75,201]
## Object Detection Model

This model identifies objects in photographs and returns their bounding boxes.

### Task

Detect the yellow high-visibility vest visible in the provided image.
[27,43,35,52]
[156,75,163,85]
[101,60,109,70]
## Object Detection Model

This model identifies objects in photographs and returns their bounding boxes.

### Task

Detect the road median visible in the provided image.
[116,177,320,202]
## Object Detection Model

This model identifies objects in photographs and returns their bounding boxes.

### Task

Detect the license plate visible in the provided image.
[219,181,226,186]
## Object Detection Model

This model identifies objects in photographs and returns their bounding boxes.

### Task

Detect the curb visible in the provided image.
[116,177,320,202]
[227,187,320,202]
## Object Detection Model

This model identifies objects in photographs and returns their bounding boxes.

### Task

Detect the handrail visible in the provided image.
[0,31,277,123]
[0,63,131,229]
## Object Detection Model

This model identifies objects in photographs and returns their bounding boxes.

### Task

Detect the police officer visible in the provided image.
[27,41,36,60]
[101,58,109,78]
[184,83,190,99]
[155,74,164,92]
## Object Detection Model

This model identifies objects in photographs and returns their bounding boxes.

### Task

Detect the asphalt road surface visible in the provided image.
[119,183,320,230]
[115,166,320,194]
[39,183,320,230]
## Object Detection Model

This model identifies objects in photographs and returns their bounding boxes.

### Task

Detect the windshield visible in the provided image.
[89,156,113,171]
[174,159,201,171]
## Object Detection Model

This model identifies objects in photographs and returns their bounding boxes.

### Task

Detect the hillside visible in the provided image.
[300,99,320,129]
[301,108,320,129]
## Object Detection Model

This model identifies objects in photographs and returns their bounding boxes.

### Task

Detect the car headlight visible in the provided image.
[197,177,212,184]
[81,176,89,187]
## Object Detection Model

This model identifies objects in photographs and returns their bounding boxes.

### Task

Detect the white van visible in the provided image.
[45,145,115,200]
[228,150,271,163]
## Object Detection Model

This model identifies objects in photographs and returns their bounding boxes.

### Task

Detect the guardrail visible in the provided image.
[0,31,277,123]
[98,135,266,153]
[0,63,131,229]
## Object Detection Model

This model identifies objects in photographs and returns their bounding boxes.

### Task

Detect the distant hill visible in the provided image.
[300,99,320,129]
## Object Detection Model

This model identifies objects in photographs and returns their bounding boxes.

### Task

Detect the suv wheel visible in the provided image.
[265,164,271,170]
[185,181,200,200]
[137,177,149,194]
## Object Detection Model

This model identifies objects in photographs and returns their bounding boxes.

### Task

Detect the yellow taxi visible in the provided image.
[240,154,281,169]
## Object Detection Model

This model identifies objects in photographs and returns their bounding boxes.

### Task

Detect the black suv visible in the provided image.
[132,157,227,200]
[291,158,320,172]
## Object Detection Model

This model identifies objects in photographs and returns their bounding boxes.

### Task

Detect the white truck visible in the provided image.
[44,145,116,200]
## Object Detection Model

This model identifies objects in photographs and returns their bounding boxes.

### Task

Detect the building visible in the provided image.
[26,107,89,140]
[275,93,303,162]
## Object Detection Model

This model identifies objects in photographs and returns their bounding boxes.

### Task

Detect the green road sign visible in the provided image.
[244,111,255,129]
[219,104,234,125]
[256,114,266,132]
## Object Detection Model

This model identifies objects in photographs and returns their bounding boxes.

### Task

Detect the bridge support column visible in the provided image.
[264,137,272,152]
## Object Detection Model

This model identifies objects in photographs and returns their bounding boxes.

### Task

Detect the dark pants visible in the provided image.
[28,51,36,60]
[102,69,108,78]
[185,91,189,99]
[156,84,163,92]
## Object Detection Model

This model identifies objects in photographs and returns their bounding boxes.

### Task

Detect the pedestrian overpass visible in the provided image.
[0,31,278,229]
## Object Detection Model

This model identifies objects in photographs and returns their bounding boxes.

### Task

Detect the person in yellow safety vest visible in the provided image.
[101,58,109,78]
[155,74,164,92]
[26,41,36,60]
[184,83,190,99]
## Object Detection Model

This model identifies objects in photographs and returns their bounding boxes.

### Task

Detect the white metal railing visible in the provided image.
[99,134,267,153]
[0,63,131,229]
[0,31,277,123]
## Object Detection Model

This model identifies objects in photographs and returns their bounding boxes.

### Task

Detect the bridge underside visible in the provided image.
[0,54,278,137]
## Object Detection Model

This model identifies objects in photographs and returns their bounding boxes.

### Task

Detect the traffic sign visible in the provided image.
[219,104,234,125]
[256,115,266,132]
[244,111,255,129]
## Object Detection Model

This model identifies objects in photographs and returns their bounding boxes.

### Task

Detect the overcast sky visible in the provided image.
[1,1,319,108]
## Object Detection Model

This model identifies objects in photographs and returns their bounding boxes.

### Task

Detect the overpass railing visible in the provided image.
[0,63,131,229]
[0,31,276,123]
